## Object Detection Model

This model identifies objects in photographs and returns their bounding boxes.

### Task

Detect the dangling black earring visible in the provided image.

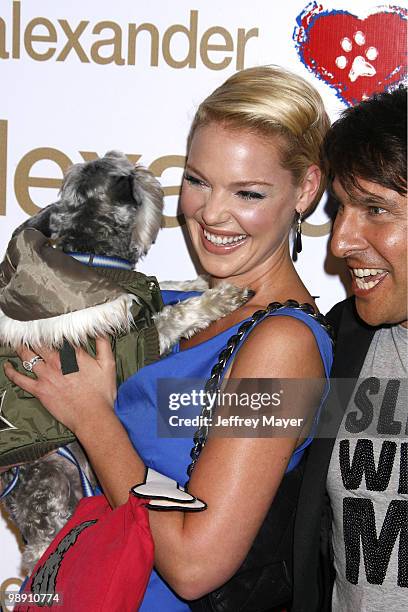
[295,211,303,254]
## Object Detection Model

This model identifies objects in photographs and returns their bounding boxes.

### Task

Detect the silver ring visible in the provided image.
[22,355,44,372]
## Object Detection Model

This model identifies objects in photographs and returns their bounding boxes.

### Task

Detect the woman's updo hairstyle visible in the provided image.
[188,65,330,213]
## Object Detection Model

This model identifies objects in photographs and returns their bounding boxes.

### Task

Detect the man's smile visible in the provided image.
[349,267,388,292]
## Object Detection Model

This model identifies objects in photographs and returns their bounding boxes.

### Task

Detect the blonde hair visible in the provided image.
[188,65,330,212]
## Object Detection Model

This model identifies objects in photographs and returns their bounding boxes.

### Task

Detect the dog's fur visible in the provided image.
[0,151,250,572]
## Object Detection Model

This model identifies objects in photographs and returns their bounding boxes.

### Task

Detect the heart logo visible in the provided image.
[293,2,407,106]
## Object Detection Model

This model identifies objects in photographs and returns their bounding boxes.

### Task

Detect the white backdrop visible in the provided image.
[0,0,406,602]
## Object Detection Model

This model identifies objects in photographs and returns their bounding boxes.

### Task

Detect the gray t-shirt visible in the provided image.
[327,325,408,612]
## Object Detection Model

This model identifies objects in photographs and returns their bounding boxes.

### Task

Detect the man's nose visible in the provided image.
[331,208,367,258]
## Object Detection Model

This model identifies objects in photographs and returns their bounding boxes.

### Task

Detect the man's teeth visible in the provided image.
[355,278,382,290]
[351,268,385,278]
[351,268,386,290]
[203,229,247,245]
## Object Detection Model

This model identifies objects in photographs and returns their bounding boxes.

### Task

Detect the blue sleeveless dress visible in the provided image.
[115,291,333,611]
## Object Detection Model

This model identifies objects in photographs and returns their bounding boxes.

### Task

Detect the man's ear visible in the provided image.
[296,164,321,214]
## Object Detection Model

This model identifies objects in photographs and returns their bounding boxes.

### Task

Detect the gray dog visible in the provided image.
[0,151,250,571]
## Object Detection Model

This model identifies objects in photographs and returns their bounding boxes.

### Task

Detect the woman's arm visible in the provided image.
[5,316,325,599]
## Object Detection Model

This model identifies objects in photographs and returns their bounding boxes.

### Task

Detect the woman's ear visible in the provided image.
[296,164,321,214]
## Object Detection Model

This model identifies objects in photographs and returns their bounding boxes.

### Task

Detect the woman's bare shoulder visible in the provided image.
[229,313,324,378]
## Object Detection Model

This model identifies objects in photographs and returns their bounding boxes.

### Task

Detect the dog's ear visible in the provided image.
[11,203,57,238]
[129,167,164,257]
[104,150,129,162]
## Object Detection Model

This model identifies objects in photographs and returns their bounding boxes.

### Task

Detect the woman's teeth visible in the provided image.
[351,268,386,290]
[203,229,247,245]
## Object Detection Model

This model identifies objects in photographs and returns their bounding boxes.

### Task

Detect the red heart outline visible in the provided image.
[294,2,407,105]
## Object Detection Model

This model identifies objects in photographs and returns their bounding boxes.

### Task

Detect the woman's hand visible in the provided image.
[3,337,117,435]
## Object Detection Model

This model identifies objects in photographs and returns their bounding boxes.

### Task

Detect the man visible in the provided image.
[292,86,407,611]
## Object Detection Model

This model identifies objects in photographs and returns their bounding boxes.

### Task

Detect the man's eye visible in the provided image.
[237,190,266,201]
[183,173,205,187]
[368,206,387,216]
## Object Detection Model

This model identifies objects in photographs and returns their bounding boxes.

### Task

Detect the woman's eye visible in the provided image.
[183,173,206,187]
[237,190,266,201]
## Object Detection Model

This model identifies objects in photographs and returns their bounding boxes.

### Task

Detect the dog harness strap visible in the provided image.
[57,447,95,497]
[66,252,134,270]
[0,467,20,500]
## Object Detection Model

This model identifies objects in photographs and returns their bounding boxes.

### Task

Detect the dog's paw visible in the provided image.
[159,275,210,291]
[155,282,254,353]
[205,283,253,315]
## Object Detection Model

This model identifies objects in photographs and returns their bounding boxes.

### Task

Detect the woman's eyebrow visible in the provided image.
[184,166,274,189]
[230,180,274,188]
[184,163,206,178]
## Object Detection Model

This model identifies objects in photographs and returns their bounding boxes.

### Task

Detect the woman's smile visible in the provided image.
[201,225,249,254]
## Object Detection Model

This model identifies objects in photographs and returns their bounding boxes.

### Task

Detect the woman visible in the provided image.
[5,66,333,610]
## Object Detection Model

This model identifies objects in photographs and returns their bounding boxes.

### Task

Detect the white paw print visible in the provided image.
[335,31,378,82]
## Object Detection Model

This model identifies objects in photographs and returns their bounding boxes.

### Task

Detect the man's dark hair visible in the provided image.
[323,86,407,196]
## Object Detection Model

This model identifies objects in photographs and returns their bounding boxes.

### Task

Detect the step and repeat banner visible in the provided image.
[0,0,406,603]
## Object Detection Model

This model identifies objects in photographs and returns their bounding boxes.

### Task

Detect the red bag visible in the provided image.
[15,494,154,612]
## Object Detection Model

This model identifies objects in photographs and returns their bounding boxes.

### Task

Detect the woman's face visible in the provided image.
[181,122,305,282]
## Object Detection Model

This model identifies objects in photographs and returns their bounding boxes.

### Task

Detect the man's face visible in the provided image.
[331,177,407,327]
